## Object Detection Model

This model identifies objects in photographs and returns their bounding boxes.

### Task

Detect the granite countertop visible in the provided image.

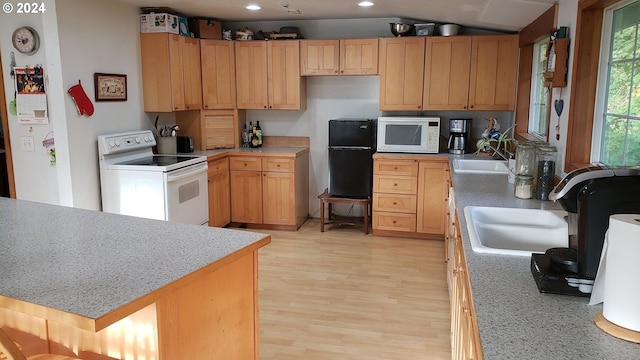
[190,146,309,160]
[0,197,269,330]
[450,156,640,359]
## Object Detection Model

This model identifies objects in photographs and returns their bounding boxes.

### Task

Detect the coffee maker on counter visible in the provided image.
[448,118,471,154]
[531,165,640,296]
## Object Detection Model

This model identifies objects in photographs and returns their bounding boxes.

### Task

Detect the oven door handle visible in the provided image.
[166,163,208,183]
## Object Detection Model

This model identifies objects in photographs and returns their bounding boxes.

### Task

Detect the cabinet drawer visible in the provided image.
[207,157,229,176]
[229,157,262,171]
[373,212,416,232]
[373,193,416,213]
[262,157,294,172]
[373,175,417,194]
[374,160,418,176]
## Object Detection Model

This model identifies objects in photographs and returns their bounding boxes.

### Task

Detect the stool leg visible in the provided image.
[364,201,369,235]
[320,200,325,232]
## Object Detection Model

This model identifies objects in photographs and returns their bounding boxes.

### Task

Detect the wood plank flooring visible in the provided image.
[255,219,452,360]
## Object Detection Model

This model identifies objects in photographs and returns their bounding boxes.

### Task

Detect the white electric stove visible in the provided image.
[98,130,208,225]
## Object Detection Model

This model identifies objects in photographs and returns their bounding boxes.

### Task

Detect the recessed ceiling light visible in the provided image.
[358,1,374,7]
[246,4,261,11]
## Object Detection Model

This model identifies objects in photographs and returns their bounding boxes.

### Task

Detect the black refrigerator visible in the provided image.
[328,119,376,198]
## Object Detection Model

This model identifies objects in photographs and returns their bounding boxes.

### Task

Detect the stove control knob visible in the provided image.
[108,140,116,148]
[115,140,122,147]
[135,137,141,144]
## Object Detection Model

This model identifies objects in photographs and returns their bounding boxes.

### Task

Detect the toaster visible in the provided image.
[177,136,194,153]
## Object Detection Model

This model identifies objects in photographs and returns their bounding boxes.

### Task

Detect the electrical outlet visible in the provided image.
[20,136,34,152]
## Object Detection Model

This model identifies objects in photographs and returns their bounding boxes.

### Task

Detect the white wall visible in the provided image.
[0,0,147,209]
[0,1,59,204]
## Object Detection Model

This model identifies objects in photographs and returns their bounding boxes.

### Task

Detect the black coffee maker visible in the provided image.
[531,165,640,296]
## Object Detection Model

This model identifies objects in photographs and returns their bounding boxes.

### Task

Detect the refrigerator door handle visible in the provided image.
[329,146,372,150]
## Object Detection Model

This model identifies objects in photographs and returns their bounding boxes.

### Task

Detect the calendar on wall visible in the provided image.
[15,66,49,124]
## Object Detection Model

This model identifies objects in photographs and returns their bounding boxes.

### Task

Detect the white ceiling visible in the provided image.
[120,0,557,31]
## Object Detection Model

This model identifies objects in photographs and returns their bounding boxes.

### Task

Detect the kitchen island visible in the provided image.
[0,197,270,359]
[451,157,640,359]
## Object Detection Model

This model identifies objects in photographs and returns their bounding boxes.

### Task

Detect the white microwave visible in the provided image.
[377,117,441,154]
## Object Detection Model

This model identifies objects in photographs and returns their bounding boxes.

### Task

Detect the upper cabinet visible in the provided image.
[423,36,472,110]
[379,37,426,111]
[141,33,202,112]
[235,40,306,110]
[381,34,518,112]
[469,34,518,111]
[200,40,236,109]
[300,39,378,76]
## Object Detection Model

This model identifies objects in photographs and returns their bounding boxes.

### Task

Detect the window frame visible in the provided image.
[564,0,622,173]
[528,38,551,138]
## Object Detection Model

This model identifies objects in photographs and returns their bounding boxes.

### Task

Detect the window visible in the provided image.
[593,0,640,166]
[528,39,550,138]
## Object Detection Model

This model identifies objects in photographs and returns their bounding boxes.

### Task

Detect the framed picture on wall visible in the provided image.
[94,73,127,101]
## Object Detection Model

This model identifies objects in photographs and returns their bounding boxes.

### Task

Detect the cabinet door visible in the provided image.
[181,36,202,110]
[201,40,236,109]
[423,36,472,110]
[262,172,296,225]
[141,33,184,112]
[300,39,340,75]
[378,37,425,111]
[235,41,268,109]
[208,170,230,228]
[230,171,262,224]
[416,160,449,236]
[341,38,378,75]
[202,110,236,149]
[469,34,518,110]
[268,41,305,110]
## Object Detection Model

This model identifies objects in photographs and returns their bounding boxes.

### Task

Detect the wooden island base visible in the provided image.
[0,251,261,360]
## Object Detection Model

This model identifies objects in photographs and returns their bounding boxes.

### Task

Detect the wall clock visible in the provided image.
[12,26,40,55]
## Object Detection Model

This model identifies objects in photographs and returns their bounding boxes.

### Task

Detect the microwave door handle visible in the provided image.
[167,163,207,182]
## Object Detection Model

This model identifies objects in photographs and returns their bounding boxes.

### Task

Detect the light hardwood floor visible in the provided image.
[255,218,452,360]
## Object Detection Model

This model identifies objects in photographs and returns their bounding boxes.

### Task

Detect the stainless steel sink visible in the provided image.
[452,159,509,174]
[464,206,568,256]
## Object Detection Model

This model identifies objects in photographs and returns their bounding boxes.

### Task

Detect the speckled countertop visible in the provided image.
[450,155,640,359]
[0,197,269,329]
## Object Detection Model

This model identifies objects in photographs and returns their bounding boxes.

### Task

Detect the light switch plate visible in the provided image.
[20,136,34,152]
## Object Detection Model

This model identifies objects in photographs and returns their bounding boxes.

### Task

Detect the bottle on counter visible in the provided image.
[256,121,263,147]
[535,145,558,201]
[251,132,259,148]
[242,124,249,148]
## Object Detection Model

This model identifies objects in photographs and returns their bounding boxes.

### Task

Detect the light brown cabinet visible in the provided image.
[229,153,309,230]
[230,157,263,224]
[207,157,231,228]
[300,39,378,76]
[450,213,483,359]
[175,109,245,150]
[378,37,425,111]
[372,158,418,234]
[469,34,518,110]
[423,36,472,110]
[373,155,449,239]
[235,41,306,110]
[141,33,202,112]
[200,40,236,109]
[416,159,450,235]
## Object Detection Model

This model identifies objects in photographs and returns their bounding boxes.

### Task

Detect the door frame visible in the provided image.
[0,51,16,198]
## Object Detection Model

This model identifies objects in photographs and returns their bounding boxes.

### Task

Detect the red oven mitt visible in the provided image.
[68,80,94,116]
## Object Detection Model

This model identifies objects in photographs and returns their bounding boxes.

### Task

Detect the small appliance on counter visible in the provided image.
[447,118,471,154]
[377,116,440,154]
[531,165,640,296]
[177,136,194,153]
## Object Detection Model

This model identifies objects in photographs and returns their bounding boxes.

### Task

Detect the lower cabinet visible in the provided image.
[207,157,231,227]
[372,155,450,239]
[450,219,483,359]
[229,153,309,230]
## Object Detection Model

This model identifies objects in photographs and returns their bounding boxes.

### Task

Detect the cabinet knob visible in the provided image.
[393,202,397,205]
[277,164,281,167]
[394,183,398,187]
